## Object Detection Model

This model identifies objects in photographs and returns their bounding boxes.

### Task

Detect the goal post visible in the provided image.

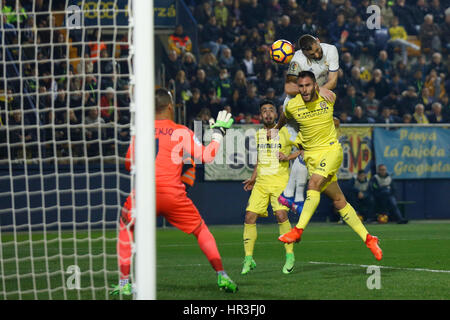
[133,0,156,300]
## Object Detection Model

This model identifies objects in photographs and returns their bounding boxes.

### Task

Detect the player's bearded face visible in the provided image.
[305,43,323,61]
[260,105,276,127]
[298,78,316,102]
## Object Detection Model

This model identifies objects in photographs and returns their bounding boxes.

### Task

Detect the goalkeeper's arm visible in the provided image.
[183,110,233,164]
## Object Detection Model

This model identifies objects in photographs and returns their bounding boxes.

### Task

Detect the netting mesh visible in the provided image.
[0,0,133,299]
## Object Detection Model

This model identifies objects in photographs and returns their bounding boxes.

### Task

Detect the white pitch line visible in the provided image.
[307,261,450,274]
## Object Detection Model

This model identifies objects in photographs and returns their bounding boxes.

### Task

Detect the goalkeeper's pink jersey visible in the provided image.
[125,119,220,189]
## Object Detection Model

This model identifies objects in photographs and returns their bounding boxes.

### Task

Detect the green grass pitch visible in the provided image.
[1,221,450,300]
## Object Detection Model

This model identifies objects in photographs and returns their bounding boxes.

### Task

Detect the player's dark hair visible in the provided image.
[298,34,318,51]
[259,99,276,110]
[155,88,173,113]
[298,70,316,83]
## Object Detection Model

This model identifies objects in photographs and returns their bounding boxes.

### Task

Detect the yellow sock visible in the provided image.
[296,190,321,229]
[339,203,369,241]
[279,220,293,254]
[243,223,257,256]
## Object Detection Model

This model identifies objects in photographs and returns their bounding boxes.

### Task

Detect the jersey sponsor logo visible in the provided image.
[257,143,282,149]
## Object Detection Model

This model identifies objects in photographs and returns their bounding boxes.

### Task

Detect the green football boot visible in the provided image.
[110,283,133,296]
[217,273,238,293]
[282,253,295,274]
[241,256,257,275]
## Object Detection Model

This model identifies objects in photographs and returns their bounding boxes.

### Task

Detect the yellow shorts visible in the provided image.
[246,183,289,217]
[303,142,343,190]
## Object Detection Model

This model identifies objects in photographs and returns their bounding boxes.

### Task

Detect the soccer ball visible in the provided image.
[269,40,294,64]
[377,214,389,224]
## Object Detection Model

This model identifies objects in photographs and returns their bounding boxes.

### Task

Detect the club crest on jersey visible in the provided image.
[320,101,327,109]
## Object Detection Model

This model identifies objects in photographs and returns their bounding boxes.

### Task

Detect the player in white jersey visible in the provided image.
[278,35,339,214]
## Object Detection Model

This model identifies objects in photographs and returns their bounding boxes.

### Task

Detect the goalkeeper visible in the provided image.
[241,100,301,275]
[111,88,237,295]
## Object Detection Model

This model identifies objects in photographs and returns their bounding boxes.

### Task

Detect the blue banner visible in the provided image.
[69,0,129,26]
[154,0,177,27]
[374,127,450,179]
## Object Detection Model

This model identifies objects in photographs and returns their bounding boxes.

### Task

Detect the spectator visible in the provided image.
[348,66,364,96]
[301,15,318,38]
[420,87,436,109]
[387,16,420,65]
[232,69,248,97]
[77,53,94,75]
[265,0,283,22]
[390,72,407,94]
[376,106,401,124]
[340,52,354,78]
[348,14,375,59]
[199,52,221,80]
[399,86,420,115]
[100,87,118,123]
[381,89,400,111]
[336,85,363,115]
[392,0,416,35]
[168,24,192,56]
[218,47,237,74]
[257,68,279,97]
[402,113,413,123]
[362,87,380,120]
[327,13,355,55]
[241,0,266,30]
[350,170,375,222]
[412,103,429,123]
[373,50,393,76]
[214,0,229,28]
[214,68,233,102]
[227,88,245,115]
[378,0,395,28]
[164,50,183,83]
[191,68,212,100]
[428,0,445,25]
[366,69,390,101]
[181,52,198,82]
[440,12,450,52]
[173,70,191,106]
[428,102,446,123]
[409,54,428,80]
[201,16,228,57]
[425,52,447,77]
[350,105,372,124]
[370,164,408,224]
[241,84,260,115]
[439,94,450,121]
[284,0,305,25]
[419,14,441,53]
[338,111,351,124]
[194,1,214,27]
[276,15,300,44]
[222,17,241,51]
[263,20,277,46]
[424,69,446,101]
[339,0,356,21]
[84,106,105,157]
[186,88,206,125]
[373,16,391,51]
[355,0,371,21]
[195,107,212,126]
[246,28,263,53]
[316,0,336,36]
[410,0,430,32]
[205,87,223,116]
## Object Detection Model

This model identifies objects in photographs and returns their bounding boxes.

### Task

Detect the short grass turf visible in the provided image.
[1,221,449,299]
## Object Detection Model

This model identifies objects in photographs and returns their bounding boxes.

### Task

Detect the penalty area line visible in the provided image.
[308,261,450,273]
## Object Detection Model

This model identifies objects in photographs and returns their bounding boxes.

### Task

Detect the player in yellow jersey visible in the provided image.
[276,71,383,261]
[242,100,302,275]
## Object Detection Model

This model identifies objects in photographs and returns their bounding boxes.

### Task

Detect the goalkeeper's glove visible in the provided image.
[209,110,234,141]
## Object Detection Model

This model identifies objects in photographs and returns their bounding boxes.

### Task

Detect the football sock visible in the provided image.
[278,220,293,254]
[243,223,257,257]
[117,220,133,280]
[338,203,369,241]
[296,189,321,229]
[193,220,224,272]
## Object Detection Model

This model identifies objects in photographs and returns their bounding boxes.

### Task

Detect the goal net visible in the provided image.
[0,0,134,299]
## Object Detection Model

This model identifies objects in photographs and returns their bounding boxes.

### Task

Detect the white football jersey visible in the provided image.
[287,43,339,87]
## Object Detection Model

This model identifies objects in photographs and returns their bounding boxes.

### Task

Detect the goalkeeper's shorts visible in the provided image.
[121,187,202,234]
[246,183,289,217]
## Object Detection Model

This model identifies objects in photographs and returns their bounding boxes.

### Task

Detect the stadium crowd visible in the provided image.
[168,0,450,128]
[0,0,131,161]
[0,0,449,162]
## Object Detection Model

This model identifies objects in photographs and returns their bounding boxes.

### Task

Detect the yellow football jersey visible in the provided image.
[285,92,338,151]
[255,126,293,186]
